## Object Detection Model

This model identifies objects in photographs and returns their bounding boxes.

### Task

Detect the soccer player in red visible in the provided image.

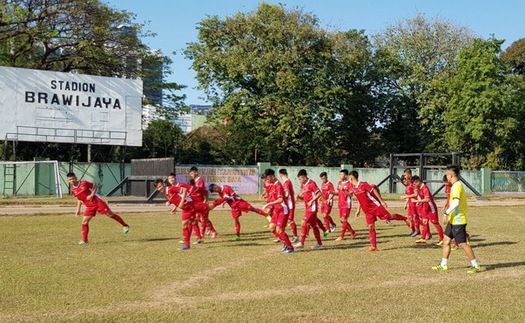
[400,172,421,237]
[320,172,337,233]
[190,166,217,238]
[412,176,444,244]
[208,183,270,240]
[335,169,357,241]
[294,169,323,249]
[156,174,211,250]
[279,169,298,243]
[350,170,408,251]
[67,172,129,245]
[261,169,294,253]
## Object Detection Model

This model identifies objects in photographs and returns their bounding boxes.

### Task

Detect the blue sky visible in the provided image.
[104,0,525,105]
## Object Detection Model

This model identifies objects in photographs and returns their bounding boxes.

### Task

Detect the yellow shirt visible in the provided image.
[448,180,467,225]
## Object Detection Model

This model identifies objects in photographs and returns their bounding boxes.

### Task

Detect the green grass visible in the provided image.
[1,206,524,322]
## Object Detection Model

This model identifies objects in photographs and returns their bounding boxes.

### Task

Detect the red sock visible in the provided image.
[112,215,127,226]
[324,217,331,230]
[193,222,202,240]
[312,225,322,245]
[200,220,206,236]
[280,231,293,249]
[207,221,217,234]
[369,228,377,248]
[234,221,241,236]
[183,226,190,247]
[329,216,336,226]
[340,221,348,238]
[272,229,280,238]
[290,221,297,237]
[82,224,89,242]
[300,224,308,244]
[421,223,429,240]
[347,222,356,235]
[433,223,444,240]
[305,223,311,236]
[391,213,407,221]
[254,208,268,217]
[414,216,421,233]
[317,218,327,232]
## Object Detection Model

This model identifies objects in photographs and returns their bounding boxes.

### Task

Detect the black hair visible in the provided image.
[320,172,327,178]
[446,164,460,177]
[411,175,421,183]
[340,169,349,175]
[190,166,198,172]
[155,178,164,185]
[403,168,412,175]
[189,179,196,185]
[297,169,307,177]
[66,172,76,178]
[208,183,218,192]
[349,170,359,179]
[442,174,448,182]
[168,172,176,177]
[279,169,288,175]
[263,168,275,178]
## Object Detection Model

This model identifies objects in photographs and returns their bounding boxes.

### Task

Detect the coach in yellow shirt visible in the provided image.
[432,165,481,274]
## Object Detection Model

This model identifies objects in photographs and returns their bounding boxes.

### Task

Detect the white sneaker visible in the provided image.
[293,242,304,248]
[193,239,203,245]
[291,236,298,243]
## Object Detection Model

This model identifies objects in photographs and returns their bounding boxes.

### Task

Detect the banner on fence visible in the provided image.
[175,166,259,194]
[491,171,525,193]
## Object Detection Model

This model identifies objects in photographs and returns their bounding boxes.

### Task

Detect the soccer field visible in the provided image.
[1,206,524,322]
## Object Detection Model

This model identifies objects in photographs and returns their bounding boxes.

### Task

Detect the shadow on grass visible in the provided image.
[484,261,525,271]
[139,237,179,242]
[471,241,518,248]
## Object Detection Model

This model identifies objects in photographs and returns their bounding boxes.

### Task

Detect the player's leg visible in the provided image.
[105,205,130,235]
[80,215,93,244]
[231,208,242,240]
[433,223,453,270]
[412,213,421,236]
[179,219,191,250]
[309,216,323,247]
[417,218,430,243]
[454,224,480,272]
[192,217,203,242]
[367,217,378,251]
[428,212,444,243]
[288,208,298,242]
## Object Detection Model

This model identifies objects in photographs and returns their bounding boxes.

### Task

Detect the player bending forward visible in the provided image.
[189,166,218,239]
[349,171,408,251]
[294,169,324,249]
[67,172,129,245]
[262,169,295,253]
[208,183,270,241]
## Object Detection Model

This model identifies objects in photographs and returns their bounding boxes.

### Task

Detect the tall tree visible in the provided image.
[501,38,525,75]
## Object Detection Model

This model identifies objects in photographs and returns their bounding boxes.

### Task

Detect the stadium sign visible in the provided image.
[0,66,143,146]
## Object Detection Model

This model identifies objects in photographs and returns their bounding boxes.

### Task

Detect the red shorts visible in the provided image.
[287,207,295,222]
[421,210,438,223]
[338,207,350,219]
[230,200,254,219]
[407,203,417,217]
[364,206,391,225]
[321,203,333,215]
[271,208,289,228]
[265,204,274,216]
[302,211,319,225]
[416,205,428,219]
[84,199,109,216]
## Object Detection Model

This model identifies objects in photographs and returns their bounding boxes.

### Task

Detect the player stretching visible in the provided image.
[190,166,217,239]
[349,170,408,251]
[294,169,324,249]
[399,168,420,237]
[67,172,129,245]
[432,165,481,273]
[335,169,357,241]
[320,172,337,233]
[261,169,294,253]
[412,176,444,244]
[279,169,299,243]
[208,184,270,241]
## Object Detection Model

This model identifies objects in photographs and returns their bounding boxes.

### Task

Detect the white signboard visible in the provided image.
[0,66,143,146]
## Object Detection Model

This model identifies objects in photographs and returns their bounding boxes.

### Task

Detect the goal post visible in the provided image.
[0,160,63,198]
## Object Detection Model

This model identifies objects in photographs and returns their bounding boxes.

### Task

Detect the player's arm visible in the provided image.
[372,187,387,209]
[87,184,97,201]
[75,200,82,217]
[355,204,361,218]
[263,196,283,209]
[307,191,322,207]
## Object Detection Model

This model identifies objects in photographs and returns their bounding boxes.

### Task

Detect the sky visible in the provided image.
[104,0,525,105]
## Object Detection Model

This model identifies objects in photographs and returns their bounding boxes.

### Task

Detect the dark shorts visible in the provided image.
[444,223,468,244]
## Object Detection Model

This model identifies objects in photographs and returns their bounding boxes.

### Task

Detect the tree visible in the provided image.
[186,3,383,166]
[431,38,525,169]
[501,38,525,75]
[133,119,184,159]
[374,14,474,152]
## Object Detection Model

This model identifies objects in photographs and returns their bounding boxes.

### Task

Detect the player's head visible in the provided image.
[189,166,198,179]
[155,178,166,192]
[279,168,288,179]
[339,169,348,181]
[208,183,221,193]
[262,168,277,183]
[446,164,460,182]
[66,172,78,185]
[319,172,328,183]
[297,169,308,184]
[442,174,451,187]
[189,179,196,186]
[403,168,412,180]
[348,170,359,184]
[167,172,177,185]
[411,175,422,188]
[401,174,408,185]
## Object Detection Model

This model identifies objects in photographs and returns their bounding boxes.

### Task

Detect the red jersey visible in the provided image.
[418,183,438,214]
[321,181,335,205]
[263,180,273,203]
[301,179,320,212]
[352,181,382,214]
[71,180,102,207]
[444,185,451,209]
[191,177,208,202]
[166,183,193,208]
[211,184,243,207]
[337,181,353,209]
[282,178,295,210]
[267,181,288,214]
